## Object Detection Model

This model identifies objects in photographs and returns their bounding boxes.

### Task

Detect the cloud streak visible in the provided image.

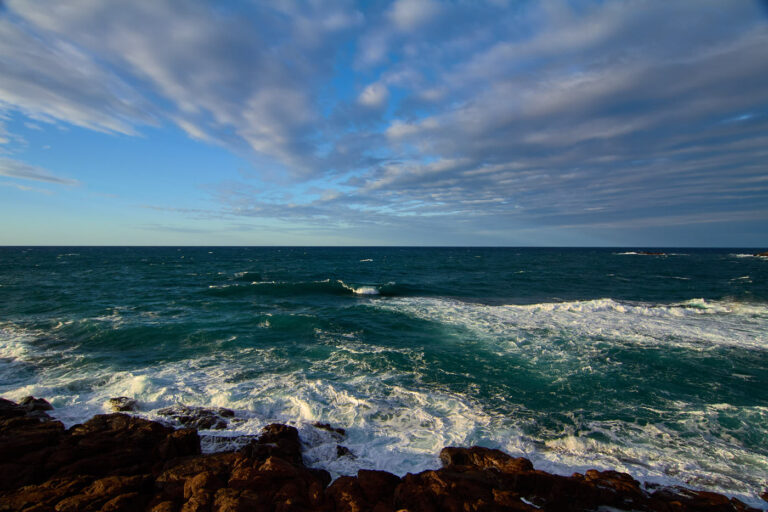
[0,158,78,185]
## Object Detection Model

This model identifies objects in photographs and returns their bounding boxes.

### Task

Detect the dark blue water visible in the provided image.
[0,247,766,505]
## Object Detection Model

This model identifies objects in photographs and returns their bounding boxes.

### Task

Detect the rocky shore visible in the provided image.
[1,397,763,512]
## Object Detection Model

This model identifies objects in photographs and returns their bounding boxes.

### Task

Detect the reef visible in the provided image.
[0,396,763,512]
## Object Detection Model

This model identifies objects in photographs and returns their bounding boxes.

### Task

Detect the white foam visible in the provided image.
[731,253,768,259]
[2,302,767,507]
[337,280,380,295]
[376,297,768,352]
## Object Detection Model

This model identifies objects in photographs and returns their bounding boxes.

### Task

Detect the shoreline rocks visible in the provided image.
[1,396,763,511]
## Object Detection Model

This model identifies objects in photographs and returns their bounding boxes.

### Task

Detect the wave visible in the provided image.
[232,271,262,282]
[7,341,766,507]
[731,253,768,259]
[3,309,767,506]
[205,279,415,298]
[375,297,768,352]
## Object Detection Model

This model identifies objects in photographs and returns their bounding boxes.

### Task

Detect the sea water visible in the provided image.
[0,247,766,506]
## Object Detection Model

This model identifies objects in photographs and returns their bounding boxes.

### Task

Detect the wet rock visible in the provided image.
[107,397,137,412]
[239,423,303,466]
[0,398,27,418]
[440,445,533,472]
[313,421,346,437]
[1,396,762,512]
[756,251,768,257]
[336,445,355,459]
[0,398,66,491]
[19,396,54,412]
[158,405,232,430]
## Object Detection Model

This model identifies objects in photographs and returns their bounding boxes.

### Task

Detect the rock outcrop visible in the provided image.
[157,404,235,430]
[0,397,762,511]
[108,397,138,412]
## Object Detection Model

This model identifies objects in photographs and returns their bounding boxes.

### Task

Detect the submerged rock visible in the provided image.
[157,404,233,430]
[335,445,355,459]
[313,421,346,437]
[108,397,138,412]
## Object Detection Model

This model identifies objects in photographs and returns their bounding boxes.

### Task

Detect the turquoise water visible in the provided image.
[0,247,766,505]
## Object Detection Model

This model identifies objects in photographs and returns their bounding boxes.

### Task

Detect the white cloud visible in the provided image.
[388,0,441,31]
[358,83,389,108]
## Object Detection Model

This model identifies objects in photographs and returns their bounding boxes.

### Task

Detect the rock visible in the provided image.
[0,396,762,512]
[158,405,231,430]
[107,397,137,412]
[239,423,303,466]
[336,445,355,459]
[0,476,90,512]
[20,396,54,412]
[357,470,400,506]
[756,251,768,257]
[184,471,224,500]
[440,445,533,472]
[0,398,28,419]
[148,500,177,512]
[313,421,346,437]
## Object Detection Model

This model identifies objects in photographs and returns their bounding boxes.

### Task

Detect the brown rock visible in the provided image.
[440,446,534,473]
[357,470,400,505]
[212,488,267,512]
[158,405,230,430]
[184,472,224,500]
[158,429,201,460]
[19,396,54,412]
[107,397,137,412]
[0,477,89,512]
[100,492,144,512]
[239,423,303,466]
[148,500,178,512]
[326,476,365,512]
[180,489,213,512]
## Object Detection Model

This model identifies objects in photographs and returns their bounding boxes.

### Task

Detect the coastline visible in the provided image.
[1,396,764,512]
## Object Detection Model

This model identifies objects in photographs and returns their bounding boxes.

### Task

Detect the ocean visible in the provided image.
[0,247,766,506]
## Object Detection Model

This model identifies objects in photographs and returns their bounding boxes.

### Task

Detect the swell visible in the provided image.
[204,279,423,298]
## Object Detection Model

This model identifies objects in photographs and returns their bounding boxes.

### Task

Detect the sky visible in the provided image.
[1,0,767,246]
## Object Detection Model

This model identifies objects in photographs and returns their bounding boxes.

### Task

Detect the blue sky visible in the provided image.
[0,0,767,246]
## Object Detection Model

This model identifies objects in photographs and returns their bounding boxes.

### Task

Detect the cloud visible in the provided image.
[0,180,53,194]
[2,0,362,178]
[388,0,442,31]
[0,0,766,243]
[358,83,389,108]
[0,17,154,135]
[0,158,78,185]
